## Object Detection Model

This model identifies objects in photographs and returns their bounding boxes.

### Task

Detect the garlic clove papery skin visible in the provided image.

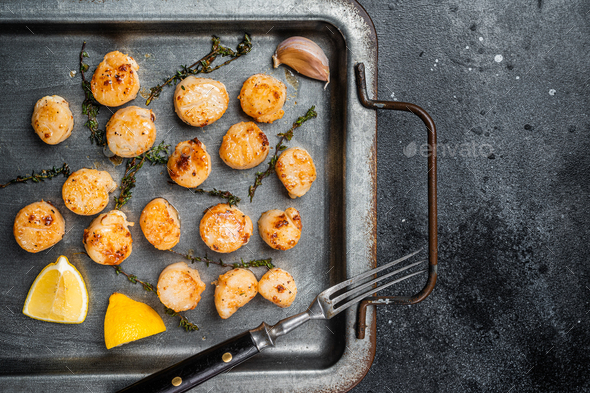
[272,36,330,88]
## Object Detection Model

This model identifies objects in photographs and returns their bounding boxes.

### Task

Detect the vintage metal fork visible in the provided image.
[118,249,426,393]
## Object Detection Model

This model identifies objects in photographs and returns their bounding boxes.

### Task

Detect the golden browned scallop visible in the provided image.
[14,201,65,253]
[174,76,229,127]
[214,268,258,319]
[90,51,140,107]
[219,122,270,170]
[62,168,117,216]
[167,138,212,188]
[139,198,181,250]
[83,210,133,265]
[258,208,302,250]
[258,268,297,308]
[31,95,74,145]
[157,262,206,312]
[275,147,317,198]
[105,106,156,158]
[238,74,286,123]
[199,204,253,254]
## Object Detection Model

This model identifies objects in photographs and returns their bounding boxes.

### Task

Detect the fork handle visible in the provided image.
[116,331,259,393]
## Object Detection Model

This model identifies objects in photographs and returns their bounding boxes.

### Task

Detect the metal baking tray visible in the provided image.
[0,0,380,391]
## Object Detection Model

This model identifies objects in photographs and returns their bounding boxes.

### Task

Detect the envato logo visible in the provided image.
[403,141,494,158]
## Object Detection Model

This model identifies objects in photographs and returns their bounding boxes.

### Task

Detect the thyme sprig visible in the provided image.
[233,258,275,269]
[114,141,170,210]
[170,249,274,270]
[248,106,317,201]
[165,308,200,332]
[146,34,253,105]
[167,181,241,206]
[113,265,199,332]
[0,163,71,189]
[114,155,146,210]
[191,188,241,207]
[79,41,106,146]
[144,141,170,165]
[113,265,156,294]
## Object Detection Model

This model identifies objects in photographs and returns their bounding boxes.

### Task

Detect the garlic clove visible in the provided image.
[272,36,330,88]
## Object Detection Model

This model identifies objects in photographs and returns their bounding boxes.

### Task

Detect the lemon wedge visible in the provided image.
[104,293,166,350]
[23,255,89,324]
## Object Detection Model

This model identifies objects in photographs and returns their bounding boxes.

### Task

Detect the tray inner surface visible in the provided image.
[0,21,348,375]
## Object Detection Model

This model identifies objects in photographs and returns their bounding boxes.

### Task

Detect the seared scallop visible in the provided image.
[62,168,117,216]
[258,268,297,308]
[167,138,212,188]
[219,122,270,170]
[174,76,229,127]
[238,74,286,123]
[258,208,302,250]
[14,201,65,253]
[31,95,74,145]
[200,204,253,253]
[90,51,140,107]
[157,262,206,312]
[139,198,181,250]
[106,106,156,157]
[83,210,133,265]
[214,268,258,319]
[275,147,317,198]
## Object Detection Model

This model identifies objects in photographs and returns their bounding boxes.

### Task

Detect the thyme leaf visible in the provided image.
[112,265,199,332]
[0,163,71,189]
[248,106,317,202]
[79,41,106,147]
[146,34,252,105]
[169,249,274,270]
[165,307,200,332]
[114,141,170,210]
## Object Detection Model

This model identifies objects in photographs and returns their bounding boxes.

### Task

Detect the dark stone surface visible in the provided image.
[353,1,589,392]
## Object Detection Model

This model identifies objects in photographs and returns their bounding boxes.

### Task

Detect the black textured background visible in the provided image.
[352,1,589,392]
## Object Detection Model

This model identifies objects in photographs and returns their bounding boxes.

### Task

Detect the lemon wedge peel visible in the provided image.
[22,255,89,324]
[104,293,166,350]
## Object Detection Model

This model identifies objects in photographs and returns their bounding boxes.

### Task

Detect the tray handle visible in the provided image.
[354,63,438,339]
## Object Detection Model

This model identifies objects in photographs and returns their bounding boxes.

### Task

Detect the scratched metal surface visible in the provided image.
[0,1,378,392]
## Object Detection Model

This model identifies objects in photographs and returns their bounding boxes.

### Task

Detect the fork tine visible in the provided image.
[322,248,423,297]
[330,259,426,305]
[327,270,426,318]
